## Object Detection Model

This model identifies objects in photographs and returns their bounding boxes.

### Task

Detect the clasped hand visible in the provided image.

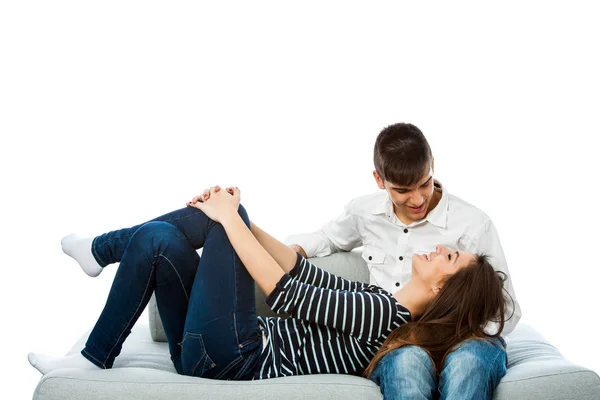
[186,185,240,224]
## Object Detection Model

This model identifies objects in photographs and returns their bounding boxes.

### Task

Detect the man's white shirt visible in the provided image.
[285,182,522,336]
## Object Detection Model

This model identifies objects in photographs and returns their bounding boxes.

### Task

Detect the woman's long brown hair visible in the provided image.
[363,254,511,378]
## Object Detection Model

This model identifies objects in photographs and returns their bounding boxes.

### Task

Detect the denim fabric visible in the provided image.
[82,206,263,380]
[369,338,507,400]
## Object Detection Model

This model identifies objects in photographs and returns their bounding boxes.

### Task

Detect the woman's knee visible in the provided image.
[443,338,507,377]
[130,221,188,255]
[384,345,434,373]
[134,221,180,241]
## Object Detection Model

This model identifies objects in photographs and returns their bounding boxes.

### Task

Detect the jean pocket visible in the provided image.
[179,332,216,377]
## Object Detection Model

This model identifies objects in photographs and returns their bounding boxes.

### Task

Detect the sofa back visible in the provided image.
[148,250,367,342]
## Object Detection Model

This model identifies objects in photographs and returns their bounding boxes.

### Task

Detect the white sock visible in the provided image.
[28,352,101,374]
[61,233,103,277]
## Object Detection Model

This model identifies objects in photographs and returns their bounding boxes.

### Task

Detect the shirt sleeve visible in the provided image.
[265,270,412,342]
[468,219,522,336]
[284,199,363,258]
[288,252,367,292]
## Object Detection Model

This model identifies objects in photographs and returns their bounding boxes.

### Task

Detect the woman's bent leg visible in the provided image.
[438,338,507,400]
[369,346,437,400]
[82,221,199,368]
[92,206,220,267]
[177,205,263,380]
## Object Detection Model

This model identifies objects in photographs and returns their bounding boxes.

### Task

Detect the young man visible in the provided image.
[286,123,521,400]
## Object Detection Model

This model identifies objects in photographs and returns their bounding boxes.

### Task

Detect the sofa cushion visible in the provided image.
[32,321,600,400]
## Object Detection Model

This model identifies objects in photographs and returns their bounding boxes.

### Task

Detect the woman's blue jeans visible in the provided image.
[369,338,507,400]
[80,205,263,380]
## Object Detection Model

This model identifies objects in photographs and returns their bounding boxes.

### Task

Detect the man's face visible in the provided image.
[373,165,435,224]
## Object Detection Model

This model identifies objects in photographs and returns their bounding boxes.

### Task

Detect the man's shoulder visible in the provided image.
[345,192,386,215]
[446,191,493,227]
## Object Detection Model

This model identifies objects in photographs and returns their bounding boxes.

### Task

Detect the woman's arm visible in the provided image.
[251,222,374,293]
[221,216,286,295]
[250,222,298,273]
[190,187,285,296]
[190,188,298,274]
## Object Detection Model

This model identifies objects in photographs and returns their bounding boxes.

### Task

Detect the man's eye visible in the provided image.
[448,254,452,261]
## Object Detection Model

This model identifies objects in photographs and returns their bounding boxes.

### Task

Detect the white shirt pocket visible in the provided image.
[361,246,388,288]
[361,246,386,265]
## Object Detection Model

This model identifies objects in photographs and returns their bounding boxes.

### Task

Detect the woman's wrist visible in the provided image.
[220,209,242,228]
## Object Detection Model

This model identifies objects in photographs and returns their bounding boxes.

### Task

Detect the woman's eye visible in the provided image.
[447,254,452,261]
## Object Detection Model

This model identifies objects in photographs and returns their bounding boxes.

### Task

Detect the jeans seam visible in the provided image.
[104,262,155,364]
[233,312,240,349]
[157,254,190,301]
[234,340,262,380]
[91,237,107,267]
[214,356,244,380]
[487,342,506,386]
[81,349,107,369]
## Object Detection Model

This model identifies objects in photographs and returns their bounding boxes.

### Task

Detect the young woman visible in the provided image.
[28,186,507,387]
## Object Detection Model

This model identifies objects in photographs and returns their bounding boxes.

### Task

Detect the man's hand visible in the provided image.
[188,186,240,224]
[289,244,307,258]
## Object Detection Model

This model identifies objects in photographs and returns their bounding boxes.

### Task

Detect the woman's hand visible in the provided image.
[187,186,240,224]
[187,186,235,205]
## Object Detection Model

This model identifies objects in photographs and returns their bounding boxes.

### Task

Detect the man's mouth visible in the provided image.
[407,203,426,213]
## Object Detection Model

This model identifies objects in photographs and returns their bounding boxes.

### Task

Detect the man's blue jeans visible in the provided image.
[369,338,507,400]
[81,206,263,380]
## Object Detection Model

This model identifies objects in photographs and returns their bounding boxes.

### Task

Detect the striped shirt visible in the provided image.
[253,253,411,379]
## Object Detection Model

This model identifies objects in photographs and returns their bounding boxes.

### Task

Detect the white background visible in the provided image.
[1,1,599,398]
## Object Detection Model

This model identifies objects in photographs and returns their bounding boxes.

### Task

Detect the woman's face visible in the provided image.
[412,245,475,289]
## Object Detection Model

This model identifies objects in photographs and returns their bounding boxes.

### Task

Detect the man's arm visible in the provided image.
[285,199,363,258]
[470,219,522,335]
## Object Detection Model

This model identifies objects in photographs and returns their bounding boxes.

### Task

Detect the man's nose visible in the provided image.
[436,245,448,255]
[410,191,424,205]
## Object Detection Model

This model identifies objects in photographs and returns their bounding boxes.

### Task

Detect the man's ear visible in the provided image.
[373,170,386,190]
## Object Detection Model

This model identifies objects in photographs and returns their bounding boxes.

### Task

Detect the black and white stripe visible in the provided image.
[253,254,411,379]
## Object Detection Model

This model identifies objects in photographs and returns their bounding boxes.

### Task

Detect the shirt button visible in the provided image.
[368,256,372,260]
[395,282,400,287]
[403,228,408,233]
[399,256,403,261]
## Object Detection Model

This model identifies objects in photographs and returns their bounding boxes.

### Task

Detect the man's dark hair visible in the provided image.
[373,123,433,187]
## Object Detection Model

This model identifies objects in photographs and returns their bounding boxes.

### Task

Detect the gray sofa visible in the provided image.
[32,251,600,399]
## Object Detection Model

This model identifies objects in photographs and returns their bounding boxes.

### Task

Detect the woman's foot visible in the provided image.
[27,352,101,374]
[61,233,103,277]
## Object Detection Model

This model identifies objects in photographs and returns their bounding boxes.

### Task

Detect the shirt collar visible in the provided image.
[371,180,449,229]
[425,181,448,229]
[372,195,390,215]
